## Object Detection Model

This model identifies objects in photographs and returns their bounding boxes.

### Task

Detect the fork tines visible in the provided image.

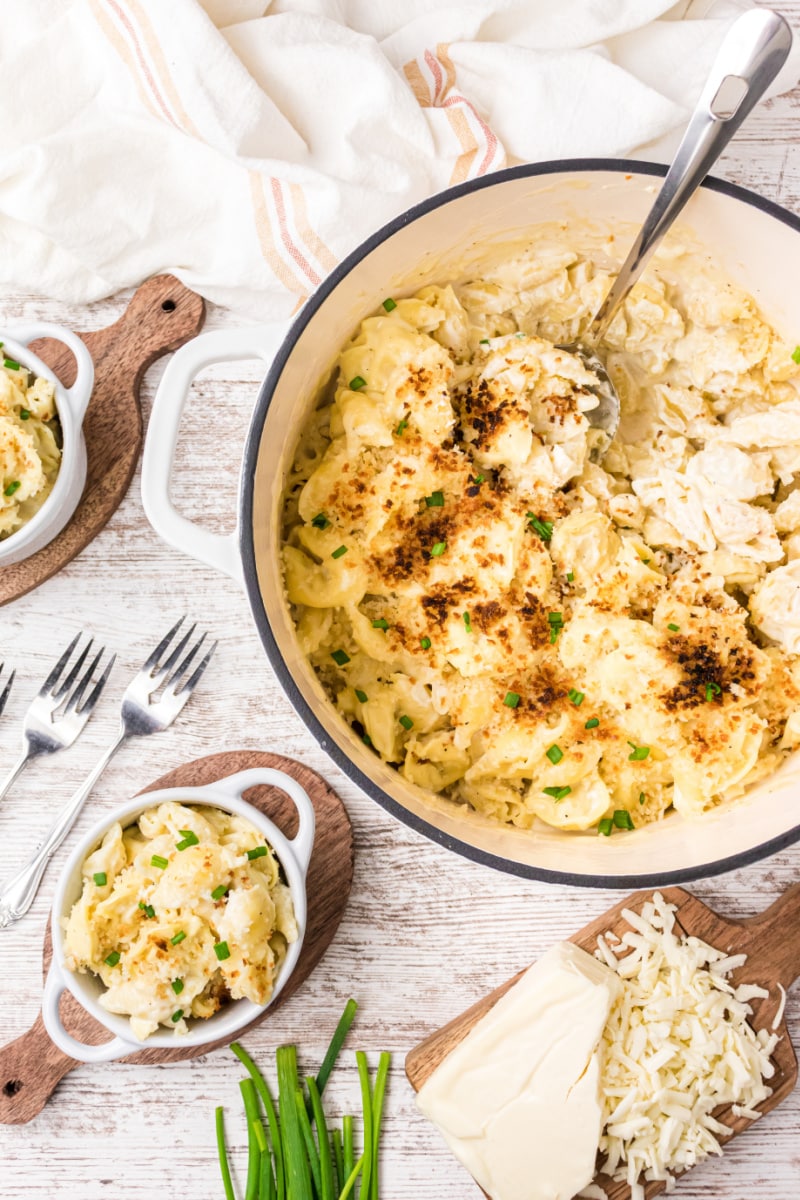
[147,616,217,698]
[0,663,15,719]
[40,633,117,717]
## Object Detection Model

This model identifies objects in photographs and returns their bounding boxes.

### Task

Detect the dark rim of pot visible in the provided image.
[239,156,800,889]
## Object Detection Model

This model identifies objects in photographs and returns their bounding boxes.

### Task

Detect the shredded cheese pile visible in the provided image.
[595,892,777,1197]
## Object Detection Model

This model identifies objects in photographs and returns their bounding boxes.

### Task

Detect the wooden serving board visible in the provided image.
[0,749,353,1124]
[406,884,800,1200]
[0,274,206,606]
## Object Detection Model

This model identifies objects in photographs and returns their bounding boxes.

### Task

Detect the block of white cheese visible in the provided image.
[416,941,620,1200]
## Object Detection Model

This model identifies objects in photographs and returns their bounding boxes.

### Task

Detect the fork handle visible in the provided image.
[0,728,127,928]
[0,749,31,806]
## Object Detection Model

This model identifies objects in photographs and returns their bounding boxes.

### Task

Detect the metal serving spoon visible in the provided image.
[566,7,792,459]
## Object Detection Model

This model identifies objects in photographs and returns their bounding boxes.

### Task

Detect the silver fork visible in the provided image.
[0,635,115,805]
[0,663,15,723]
[0,617,216,928]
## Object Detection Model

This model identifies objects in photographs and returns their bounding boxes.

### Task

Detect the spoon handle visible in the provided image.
[589,8,792,345]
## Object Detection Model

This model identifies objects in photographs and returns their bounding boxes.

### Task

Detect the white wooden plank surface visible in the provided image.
[3,24,800,1199]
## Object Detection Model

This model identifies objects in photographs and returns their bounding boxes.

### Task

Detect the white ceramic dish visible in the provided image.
[0,324,94,567]
[43,767,315,1063]
[142,159,800,888]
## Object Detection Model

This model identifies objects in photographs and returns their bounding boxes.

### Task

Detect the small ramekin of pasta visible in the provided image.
[42,767,315,1062]
[0,323,94,567]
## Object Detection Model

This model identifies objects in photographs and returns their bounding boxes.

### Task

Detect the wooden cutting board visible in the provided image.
[0,749,353,1124]
[0,274,205,606]
[406,884,800,1199]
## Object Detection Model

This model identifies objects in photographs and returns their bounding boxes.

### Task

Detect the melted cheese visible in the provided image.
[416,942,620,1200]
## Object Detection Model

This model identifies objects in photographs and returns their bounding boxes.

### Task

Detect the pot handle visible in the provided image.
[141,324,291,584]
[7,322,95,422]
[41,964,132,1064]
[215,767,316,874]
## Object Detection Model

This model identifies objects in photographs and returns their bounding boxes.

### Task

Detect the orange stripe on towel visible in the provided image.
[249,171,310,297]
[289,183,338,275]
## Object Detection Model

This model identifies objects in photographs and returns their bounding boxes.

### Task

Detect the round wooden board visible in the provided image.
[0,750,353,1124]
[0,274,206,606]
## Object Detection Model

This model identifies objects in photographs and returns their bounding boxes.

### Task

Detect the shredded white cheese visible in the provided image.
[772,982,788,1030]
[595,892,778,1192]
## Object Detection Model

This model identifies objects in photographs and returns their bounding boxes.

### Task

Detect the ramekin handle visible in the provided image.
[219,767,316,874]
[8,322,95,421]
[42,965,132,1064]
[140,324,290,585]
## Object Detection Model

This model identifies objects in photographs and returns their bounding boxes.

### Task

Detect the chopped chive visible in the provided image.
[479,338,490,344]
[151,854,169,870]
[395,417,408,436]
[425,491,444,507]
[331,545,348,559]
[247,845,268,860]
[399,714,413,730]
[3,358,20,371]
[19,408,30,420]
[568,687,584,706]
[171,930,186,945]
[503,691,520,708]
[371,618,390,630]
[474,473,485,484]
[704,681,722,702]
[613,809,635,831]
[598,818,613,836]
[463,611,472,632]
[639,791,646,805]
[176,829,199,851]
[142,904,156,918]
[104,951,121,967]
[331,649,350,666]
[382,298,397,312]
[549,613,564,643]
[93,872,107,886]
[171,979,184,995]
[355,688,368,702]
[526,513,553,541]
[628,741,650,761]
[430,541,446,557]
[349,375,366,390]
[543,785,571,801]
[667,622,680,632]
[211,884,228,900]
[793,346,800,364]
[362,733,372,746]
[214,941,231,961]
[420,637,431,650]
[311,512,330,530]
[566,571,574,582]
[546,744,563,765]
[585,717,599,729]
[4,481,21,497]
[171,1009,184,1023]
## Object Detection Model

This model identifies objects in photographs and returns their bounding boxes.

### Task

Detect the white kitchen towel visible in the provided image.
[1,0,797,318]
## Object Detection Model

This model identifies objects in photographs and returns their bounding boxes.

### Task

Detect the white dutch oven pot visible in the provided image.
[43,768,314,1062]
[143,160,800,888]
[0,325,94,567]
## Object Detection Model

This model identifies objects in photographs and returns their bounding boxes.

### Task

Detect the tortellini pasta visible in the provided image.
[0,362,61,538]
[63,803,297,1039]
[281,227,800,836]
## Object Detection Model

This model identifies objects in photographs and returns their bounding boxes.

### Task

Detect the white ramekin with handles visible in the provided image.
[42,767,315,1063]
[0,323,94,567]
